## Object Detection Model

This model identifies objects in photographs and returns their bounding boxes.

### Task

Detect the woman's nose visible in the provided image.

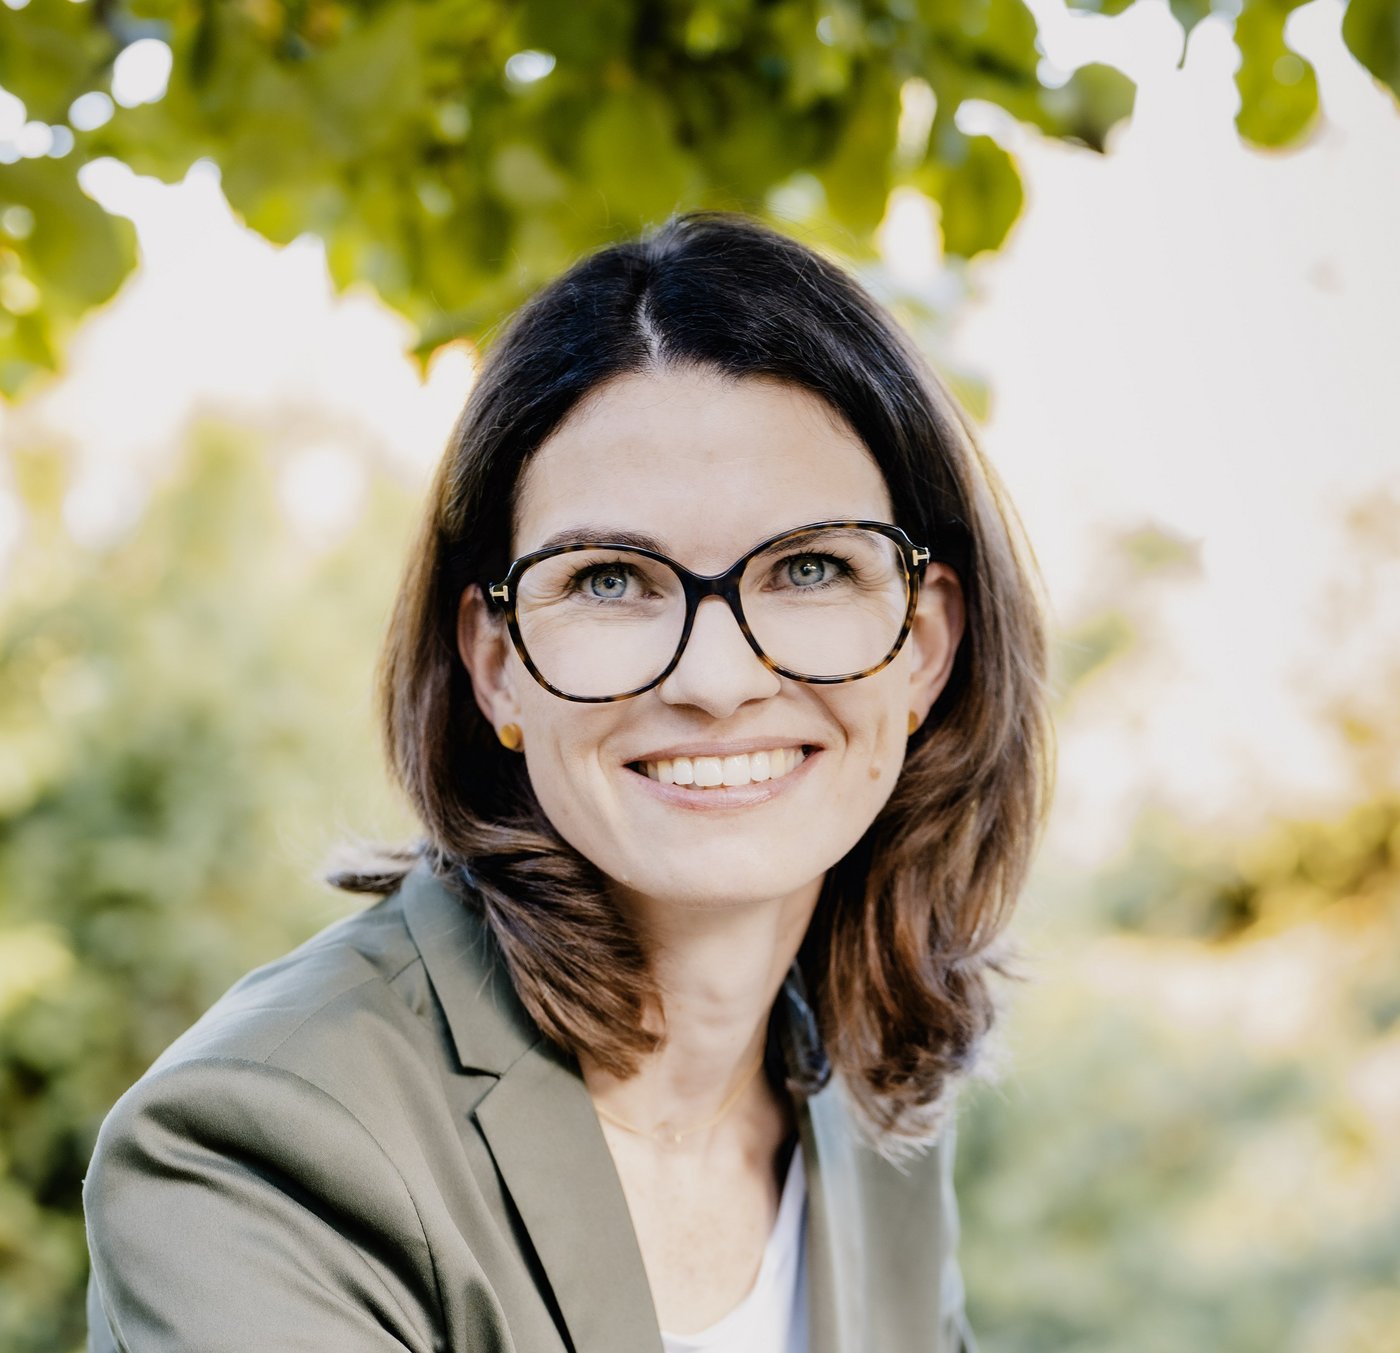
[656,595,781,716]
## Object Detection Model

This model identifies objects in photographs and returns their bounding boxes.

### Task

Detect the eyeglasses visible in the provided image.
[484,519,932,703]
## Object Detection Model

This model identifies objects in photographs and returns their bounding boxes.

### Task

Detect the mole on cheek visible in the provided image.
[868,764,882,780]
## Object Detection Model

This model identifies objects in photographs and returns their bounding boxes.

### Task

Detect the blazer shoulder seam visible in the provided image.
[255,952,421,1066]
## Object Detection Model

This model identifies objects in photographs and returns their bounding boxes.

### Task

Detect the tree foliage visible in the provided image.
[1,0,1395,398]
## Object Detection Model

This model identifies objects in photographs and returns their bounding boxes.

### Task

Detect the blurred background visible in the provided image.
[1,0,1397,1349]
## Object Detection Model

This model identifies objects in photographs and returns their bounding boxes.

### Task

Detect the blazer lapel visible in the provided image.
[788,997,965,1353]
[402,862,663,1353]
[798,1080,865,1353]
[773,961,868,1353]
[473,1040,664,1353]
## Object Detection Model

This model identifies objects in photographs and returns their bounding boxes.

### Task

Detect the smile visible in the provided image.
[627,745,810,790]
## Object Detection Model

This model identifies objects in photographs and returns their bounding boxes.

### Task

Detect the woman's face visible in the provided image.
[459,367,964,916]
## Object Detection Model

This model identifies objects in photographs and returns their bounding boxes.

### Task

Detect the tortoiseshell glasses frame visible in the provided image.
[483,519,933,704]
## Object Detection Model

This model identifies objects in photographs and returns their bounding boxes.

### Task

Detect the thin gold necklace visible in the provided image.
[591,1052,767,1146]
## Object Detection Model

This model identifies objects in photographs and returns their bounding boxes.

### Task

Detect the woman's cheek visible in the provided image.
[829,690,903,800]
[524,741,625,857]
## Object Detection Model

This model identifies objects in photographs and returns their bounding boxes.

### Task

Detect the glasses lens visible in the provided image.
[740,526,910,679]
[515,549,686,699]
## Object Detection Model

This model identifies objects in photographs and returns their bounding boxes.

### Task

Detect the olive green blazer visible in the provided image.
[83,860,978,1352]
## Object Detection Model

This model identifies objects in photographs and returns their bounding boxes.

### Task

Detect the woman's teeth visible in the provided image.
[635,747,807,789]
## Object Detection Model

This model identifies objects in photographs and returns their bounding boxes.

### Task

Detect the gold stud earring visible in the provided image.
[908,711,920,735]
[498,722,524,752]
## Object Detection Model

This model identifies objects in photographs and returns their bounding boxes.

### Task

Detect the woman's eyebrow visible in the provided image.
[534,526,670,553]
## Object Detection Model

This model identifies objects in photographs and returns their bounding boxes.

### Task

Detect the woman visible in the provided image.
[83,213,1051,1353]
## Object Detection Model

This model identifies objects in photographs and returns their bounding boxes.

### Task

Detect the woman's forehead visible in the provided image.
[512,368,892,564]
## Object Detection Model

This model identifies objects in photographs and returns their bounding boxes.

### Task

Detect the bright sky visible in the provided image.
[959,0,1400,859]
[1,0,1396,867]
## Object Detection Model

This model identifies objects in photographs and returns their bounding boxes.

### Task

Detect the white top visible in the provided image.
[659,1143,809,1353]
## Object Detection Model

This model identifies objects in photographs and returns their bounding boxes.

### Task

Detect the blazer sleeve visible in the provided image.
[83,1056,447,1353]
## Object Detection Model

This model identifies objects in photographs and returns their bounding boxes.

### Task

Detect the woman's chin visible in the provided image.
[608,856,820,915]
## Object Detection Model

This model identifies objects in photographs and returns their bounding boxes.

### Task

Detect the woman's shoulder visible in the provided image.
[104,862,539,1143]
[81,872,501,1351]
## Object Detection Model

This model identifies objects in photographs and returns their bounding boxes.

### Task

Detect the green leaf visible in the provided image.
[1061,0,1136,15]
[0,158,137,397]
[580,89,701,223]
[1038,62,1138,152]
[490,142,571,207]
[1169,0,1215,55]
[1234,0,1320,147]
[1341,0,1400,104]
[915,132,1025,259]
[0,0,112,123]
[516,0,631,66]
[769,2,855,108]
[816,69,901,235]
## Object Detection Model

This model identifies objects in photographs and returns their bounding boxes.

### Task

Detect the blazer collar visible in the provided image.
[399,857,860,1353]
[400,859,540,1074]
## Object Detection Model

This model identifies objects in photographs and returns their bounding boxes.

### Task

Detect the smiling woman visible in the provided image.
[81,214,1052,1353]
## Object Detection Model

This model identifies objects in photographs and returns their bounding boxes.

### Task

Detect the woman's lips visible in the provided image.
[623,747,820,811]
[632,745,809,787]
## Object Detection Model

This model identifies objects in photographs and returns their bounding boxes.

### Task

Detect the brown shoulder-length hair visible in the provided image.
[329,212,1053,1153]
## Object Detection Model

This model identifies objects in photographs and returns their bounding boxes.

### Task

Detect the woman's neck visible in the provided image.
[580,877,819,1156]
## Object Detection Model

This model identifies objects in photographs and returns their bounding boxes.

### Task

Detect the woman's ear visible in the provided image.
[907,565,966,723]
[456,585,523,730]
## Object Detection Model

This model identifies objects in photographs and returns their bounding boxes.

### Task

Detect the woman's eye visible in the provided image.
[786,554,839,586]
[581,566,629,598]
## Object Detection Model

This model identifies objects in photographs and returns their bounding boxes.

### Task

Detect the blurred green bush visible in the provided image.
[958,798,1400,1352]
[0,424,416,1351]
